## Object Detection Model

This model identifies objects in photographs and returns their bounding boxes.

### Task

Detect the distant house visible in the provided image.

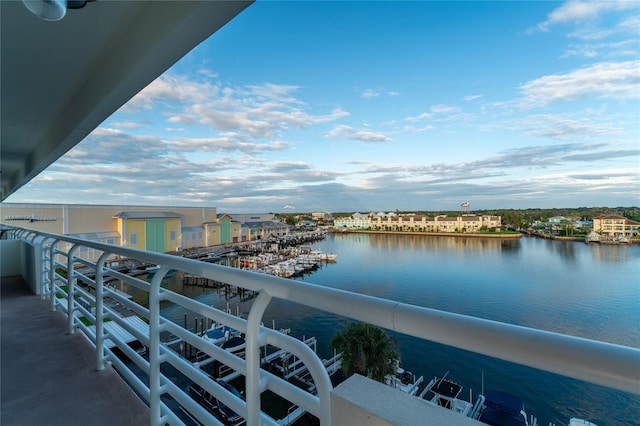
[572,220,593,230]
[202,214,242,246]
[311,212,332,220]
[548,216,568,223]
[230,214,290,241]
[536,216,584,235]
[182,225,205,249]
[297,220,317,230]
[593,215,640,238]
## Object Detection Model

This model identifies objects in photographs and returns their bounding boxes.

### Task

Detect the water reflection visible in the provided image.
[364,233,521,254]
[550,240,578,263]
[588,244,633,263]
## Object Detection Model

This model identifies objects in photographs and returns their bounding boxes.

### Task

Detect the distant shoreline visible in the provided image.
[330,229,640,244]
[331,229,522,239]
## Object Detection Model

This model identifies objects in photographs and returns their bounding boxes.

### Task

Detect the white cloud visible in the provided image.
[123,75,349,140]
[112,121,144,129]
[171,137,288,155]
[325,125,392,142]
[122,75,216,112]
[431,104,461,114]
[404,112,433,122]
[533,0,638,33]
[521,114,620,140]
[361,88,380,99]
[518,60,640,108]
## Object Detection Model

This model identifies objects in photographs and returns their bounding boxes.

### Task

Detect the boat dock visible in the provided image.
[164,316,343,425]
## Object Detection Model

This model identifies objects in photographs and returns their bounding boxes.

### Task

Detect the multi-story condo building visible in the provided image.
[333,217,371,229]
[365,214,502,232]
[593,214,640,238]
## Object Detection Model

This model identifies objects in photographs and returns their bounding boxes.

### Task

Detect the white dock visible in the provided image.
[87,315,149,349]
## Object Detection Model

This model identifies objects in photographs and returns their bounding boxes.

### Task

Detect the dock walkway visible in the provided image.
[0,276,149,426]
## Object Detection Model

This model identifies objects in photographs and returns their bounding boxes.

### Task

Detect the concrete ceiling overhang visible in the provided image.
[1,0,253,201]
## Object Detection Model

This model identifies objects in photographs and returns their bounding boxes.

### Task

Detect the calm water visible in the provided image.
[157,233,640,426]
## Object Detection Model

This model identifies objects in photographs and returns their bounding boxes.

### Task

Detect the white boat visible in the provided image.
[266,261,296,278]
[569,419,598,426]
[419,373,474,417]
[220,335,246,354]
[295,255,318,271]
[320,252,337,261]
[384,366,423,396]
[201,324,237,346]
[308,249,337,262]
[200,323,245,355]
[585,231,600,243]
[145,265,160,274]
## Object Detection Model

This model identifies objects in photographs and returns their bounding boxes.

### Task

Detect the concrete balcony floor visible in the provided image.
[0,276,149,426]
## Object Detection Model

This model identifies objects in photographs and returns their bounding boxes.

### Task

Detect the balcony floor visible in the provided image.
[0,275,149,425]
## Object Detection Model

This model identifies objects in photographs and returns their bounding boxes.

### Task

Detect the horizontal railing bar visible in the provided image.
[74,256,97,269]
[165,321,248,374]
[105,268,152,292]
[163,290,248,332]
[166,377,227,426]
[106,352,180,424]
[160,377,219,426]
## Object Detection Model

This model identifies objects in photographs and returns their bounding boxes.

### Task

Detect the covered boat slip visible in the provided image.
[0,276,149,425]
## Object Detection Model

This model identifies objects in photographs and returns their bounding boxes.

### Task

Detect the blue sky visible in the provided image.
[8,0,640,213]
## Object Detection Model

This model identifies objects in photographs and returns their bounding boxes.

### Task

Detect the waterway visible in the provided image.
[154,233,639,426]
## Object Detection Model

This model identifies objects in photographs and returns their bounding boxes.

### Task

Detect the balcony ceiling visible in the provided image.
[0,0,252,201]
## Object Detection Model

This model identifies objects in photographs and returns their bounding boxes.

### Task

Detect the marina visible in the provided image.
[68,230,638,426]
[157,232,637,426]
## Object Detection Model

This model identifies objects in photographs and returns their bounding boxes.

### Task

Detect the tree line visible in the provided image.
[473,206,640,229]
[323,206,640,230]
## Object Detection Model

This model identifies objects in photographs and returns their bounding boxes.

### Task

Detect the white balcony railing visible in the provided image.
[2,225,639,426]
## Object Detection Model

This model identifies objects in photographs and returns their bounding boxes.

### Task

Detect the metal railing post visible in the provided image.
[149,266,170,425]
[40,238,52,299]
[95,251,112,371]
[49,240,59,312]
[67,244,79,334]
[245,291,272,426]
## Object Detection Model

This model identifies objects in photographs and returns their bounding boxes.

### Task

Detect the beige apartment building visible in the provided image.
[347,213,502,232]
[0,203,244,260]
[592,214,640,238]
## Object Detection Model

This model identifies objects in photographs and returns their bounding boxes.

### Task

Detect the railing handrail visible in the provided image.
[3,224,639,426]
